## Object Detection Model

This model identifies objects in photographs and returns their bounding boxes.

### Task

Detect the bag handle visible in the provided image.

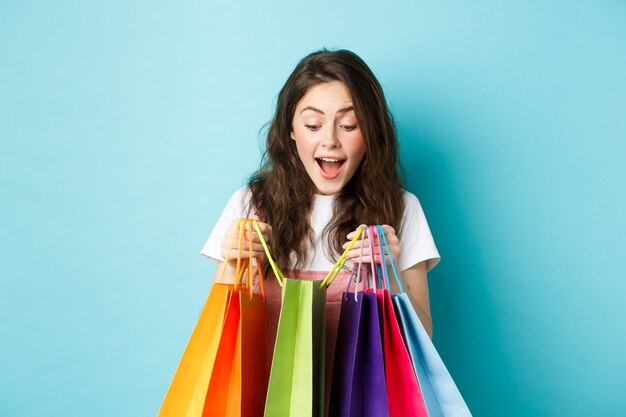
[320,226,364,288]
[376,224,405,294]
[340,224,405,294]
[252,220,363,288]
[216,218,246,284]
[372,225,390,290]
[367,226,385,289]
[234,218,248,289]
[216,218,266,300]
[252,219,286,287]
[242,219,265,300]
[248,220,266,300]
[344,226,374,300]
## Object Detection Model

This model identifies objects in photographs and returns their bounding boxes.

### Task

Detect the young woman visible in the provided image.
[200,48,440,410]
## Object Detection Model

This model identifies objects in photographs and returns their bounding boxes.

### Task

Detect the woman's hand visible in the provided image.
[343,224,400,265]
[220,215,272,268]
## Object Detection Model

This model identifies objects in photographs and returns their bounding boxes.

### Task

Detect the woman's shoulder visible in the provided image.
[230,185,250,199]
[401,189,425,210]
[217,185,254,217]
[398,189,431,234]
[226,184,254,202]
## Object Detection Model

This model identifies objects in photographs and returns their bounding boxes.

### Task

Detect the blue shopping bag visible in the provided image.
[377,226,472,417]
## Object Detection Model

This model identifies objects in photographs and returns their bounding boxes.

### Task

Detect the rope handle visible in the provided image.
[252,219,285,287]
[367,226,383,289]
[216,218,266,299]
[373,225,390,290]
[320,226,364,288]
[251,220,363,289]
[244,219,265,300]
[216,218,245,284]
[377,224,405,294]
[344,226,375,300]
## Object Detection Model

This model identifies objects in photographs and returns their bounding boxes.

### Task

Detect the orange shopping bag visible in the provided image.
[158,219,268,417]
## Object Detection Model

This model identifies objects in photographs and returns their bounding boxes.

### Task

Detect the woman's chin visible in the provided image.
[313,180,344,196]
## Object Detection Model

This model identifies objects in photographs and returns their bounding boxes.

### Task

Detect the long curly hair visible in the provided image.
[246,49,405,271]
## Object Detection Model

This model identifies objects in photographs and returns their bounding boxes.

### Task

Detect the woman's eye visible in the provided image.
[341,124,358,131]
[305,124,321,131]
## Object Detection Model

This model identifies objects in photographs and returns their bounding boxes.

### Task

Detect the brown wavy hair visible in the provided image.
[246,48,405,271]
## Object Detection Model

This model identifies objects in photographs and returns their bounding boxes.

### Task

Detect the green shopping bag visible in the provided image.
[253,221,362,417]
[264,278,326,417]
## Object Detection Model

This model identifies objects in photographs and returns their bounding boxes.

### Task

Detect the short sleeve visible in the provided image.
[396,191,441,273]
[200,187,250,262]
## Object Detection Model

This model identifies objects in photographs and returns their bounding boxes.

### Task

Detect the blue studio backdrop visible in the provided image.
[1,1,625,416]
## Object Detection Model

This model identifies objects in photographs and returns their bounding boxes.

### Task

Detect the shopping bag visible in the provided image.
[157,282,232,417]
[203,218,269,417]
[328,227,389,417]
[367,226,429,417]
[254,221,363,417]
[158,219,267,417]
[377,226,472,417]
[264,277,326,417]
[203,288,241,416]
[239,278,269,417]
[202,282,269,417]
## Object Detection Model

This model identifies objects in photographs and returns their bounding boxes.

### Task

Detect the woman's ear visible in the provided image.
[290,131,296,141]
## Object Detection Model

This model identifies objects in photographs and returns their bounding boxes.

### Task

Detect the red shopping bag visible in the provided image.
[203,218,269,417]
[367,226,428,417]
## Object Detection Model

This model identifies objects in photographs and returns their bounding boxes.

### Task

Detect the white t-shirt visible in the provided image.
[201,187,441,273]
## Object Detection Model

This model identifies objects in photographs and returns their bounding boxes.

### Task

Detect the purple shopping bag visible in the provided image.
[328,228,389,417]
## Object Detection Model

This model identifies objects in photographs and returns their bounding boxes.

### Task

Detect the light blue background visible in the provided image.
[1,1,625,416]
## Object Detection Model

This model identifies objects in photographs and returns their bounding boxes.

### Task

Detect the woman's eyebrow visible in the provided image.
[300,105,354,115]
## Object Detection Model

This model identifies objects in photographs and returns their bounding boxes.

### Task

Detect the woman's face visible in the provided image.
[291,81,366,195]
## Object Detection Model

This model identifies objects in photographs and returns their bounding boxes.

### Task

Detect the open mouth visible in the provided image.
[315,157,346,179]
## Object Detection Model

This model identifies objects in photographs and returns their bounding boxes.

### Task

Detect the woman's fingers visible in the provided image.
[346,224,368,240]
[343,236,382,250]
[237,231,271,245]
[345,247,383,262]
[380,225,401,261]
[244,218,272,242]
[346,255,390,265]
[344,224,401,260]
[344,245,396,266]
[230,218,272,242]
[351,254,387,264]
[245,218,272,232]
[220,217,273,262]
[222,240,267,253]
[379,224,395,234]
[225,250,267,260]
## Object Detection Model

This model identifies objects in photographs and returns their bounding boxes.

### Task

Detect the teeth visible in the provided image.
[319,158,340,162]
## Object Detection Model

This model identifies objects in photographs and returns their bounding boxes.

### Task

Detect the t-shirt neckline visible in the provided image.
[313,193,336,202]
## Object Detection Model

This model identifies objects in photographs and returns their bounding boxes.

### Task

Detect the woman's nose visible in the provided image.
[321,127,341,149]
